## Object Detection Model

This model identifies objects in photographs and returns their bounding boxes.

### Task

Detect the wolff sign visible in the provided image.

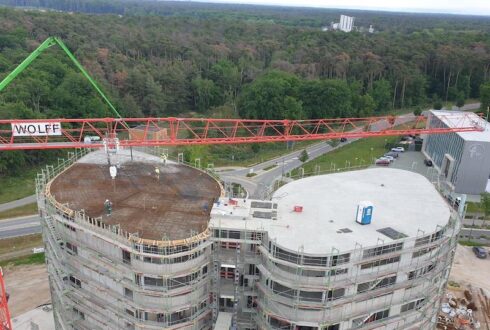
[11,122,62,136]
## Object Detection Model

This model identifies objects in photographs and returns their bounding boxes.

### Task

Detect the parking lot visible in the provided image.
[370,150,440,183]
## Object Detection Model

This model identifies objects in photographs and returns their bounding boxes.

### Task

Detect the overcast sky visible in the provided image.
[194,0,490,16]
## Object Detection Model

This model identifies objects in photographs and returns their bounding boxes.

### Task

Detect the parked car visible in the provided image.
[446,195,462,208]
[455,197,461,208]
[391,147,405,152]
[375,159,390,166]
[340,137,347,142]
[424,159,433,167]
[384,152,399,158]
[472,246,487,259]
[380,156,394,162]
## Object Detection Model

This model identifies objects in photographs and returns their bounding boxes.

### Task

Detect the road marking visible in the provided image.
[0,223,40,233]
[0,214,38,222]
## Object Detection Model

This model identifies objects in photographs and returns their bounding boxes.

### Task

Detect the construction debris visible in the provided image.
[438,285,490,330]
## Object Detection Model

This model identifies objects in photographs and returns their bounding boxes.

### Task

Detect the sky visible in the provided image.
[190,0,490,16]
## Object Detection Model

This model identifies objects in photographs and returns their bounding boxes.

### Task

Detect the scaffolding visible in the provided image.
[249,209,461,330]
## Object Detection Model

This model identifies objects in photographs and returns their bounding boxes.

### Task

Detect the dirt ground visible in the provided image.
[450,245,490,292]
[3,264,50,317]
[439,245,490,329]
[50,162,221,240]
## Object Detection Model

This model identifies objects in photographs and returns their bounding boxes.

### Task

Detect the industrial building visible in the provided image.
[422,110,490,195]
[37,149,461,330]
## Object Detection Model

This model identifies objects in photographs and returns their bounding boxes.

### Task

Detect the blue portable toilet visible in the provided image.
[356,201,374,225]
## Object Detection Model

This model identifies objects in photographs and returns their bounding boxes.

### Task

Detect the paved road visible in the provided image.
[444,103,480,111]
[460,228,490,243]
[0,195,36,212]
[0,215,41,239]
[460,228,490,236]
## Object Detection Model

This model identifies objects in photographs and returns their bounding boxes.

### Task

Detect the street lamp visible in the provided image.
[281,157,285,178]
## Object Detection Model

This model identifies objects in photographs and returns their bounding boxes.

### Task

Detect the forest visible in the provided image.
[0,1,489,174]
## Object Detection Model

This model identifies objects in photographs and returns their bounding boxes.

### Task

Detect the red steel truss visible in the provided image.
[0,112,485,151]
[0,269,11,330]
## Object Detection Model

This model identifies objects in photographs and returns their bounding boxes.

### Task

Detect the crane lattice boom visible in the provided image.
[0,112,484,151]
[0,269,11,330]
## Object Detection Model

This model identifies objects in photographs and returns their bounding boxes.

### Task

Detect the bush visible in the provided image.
[481,192,490,216]
[299,149,309,162]
[456,97,465,108]
[327,139,340,148]
[251,143,261,153]
[433,101,443,110]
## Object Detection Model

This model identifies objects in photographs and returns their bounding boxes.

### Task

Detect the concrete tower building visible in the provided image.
[38,150,460,330]
[37,149,222,330]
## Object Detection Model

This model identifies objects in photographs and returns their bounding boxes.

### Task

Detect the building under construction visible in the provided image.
[36,149,461,330]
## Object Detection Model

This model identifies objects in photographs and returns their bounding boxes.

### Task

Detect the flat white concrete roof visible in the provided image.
[11,304,54,330]
[430,110,490,142]
[210,168,451,254]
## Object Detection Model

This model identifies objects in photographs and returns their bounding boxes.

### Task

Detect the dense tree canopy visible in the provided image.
[239,71,301,119]
[0,6,488,121]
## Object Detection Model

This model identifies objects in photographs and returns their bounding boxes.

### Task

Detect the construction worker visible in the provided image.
[104,199,113,216]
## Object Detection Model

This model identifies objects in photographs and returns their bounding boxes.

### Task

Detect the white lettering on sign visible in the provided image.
[11,122,62,136]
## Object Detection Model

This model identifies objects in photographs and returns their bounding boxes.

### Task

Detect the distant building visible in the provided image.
[369,25,375,33]
[339,14,355,32]
[325,15,355,33]
[423,110,490,195]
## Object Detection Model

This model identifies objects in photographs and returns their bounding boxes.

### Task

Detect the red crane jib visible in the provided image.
[0,113,484,151]
[0,269,11,330]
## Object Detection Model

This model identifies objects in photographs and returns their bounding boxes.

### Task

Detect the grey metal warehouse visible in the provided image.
[422,110,490,195]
